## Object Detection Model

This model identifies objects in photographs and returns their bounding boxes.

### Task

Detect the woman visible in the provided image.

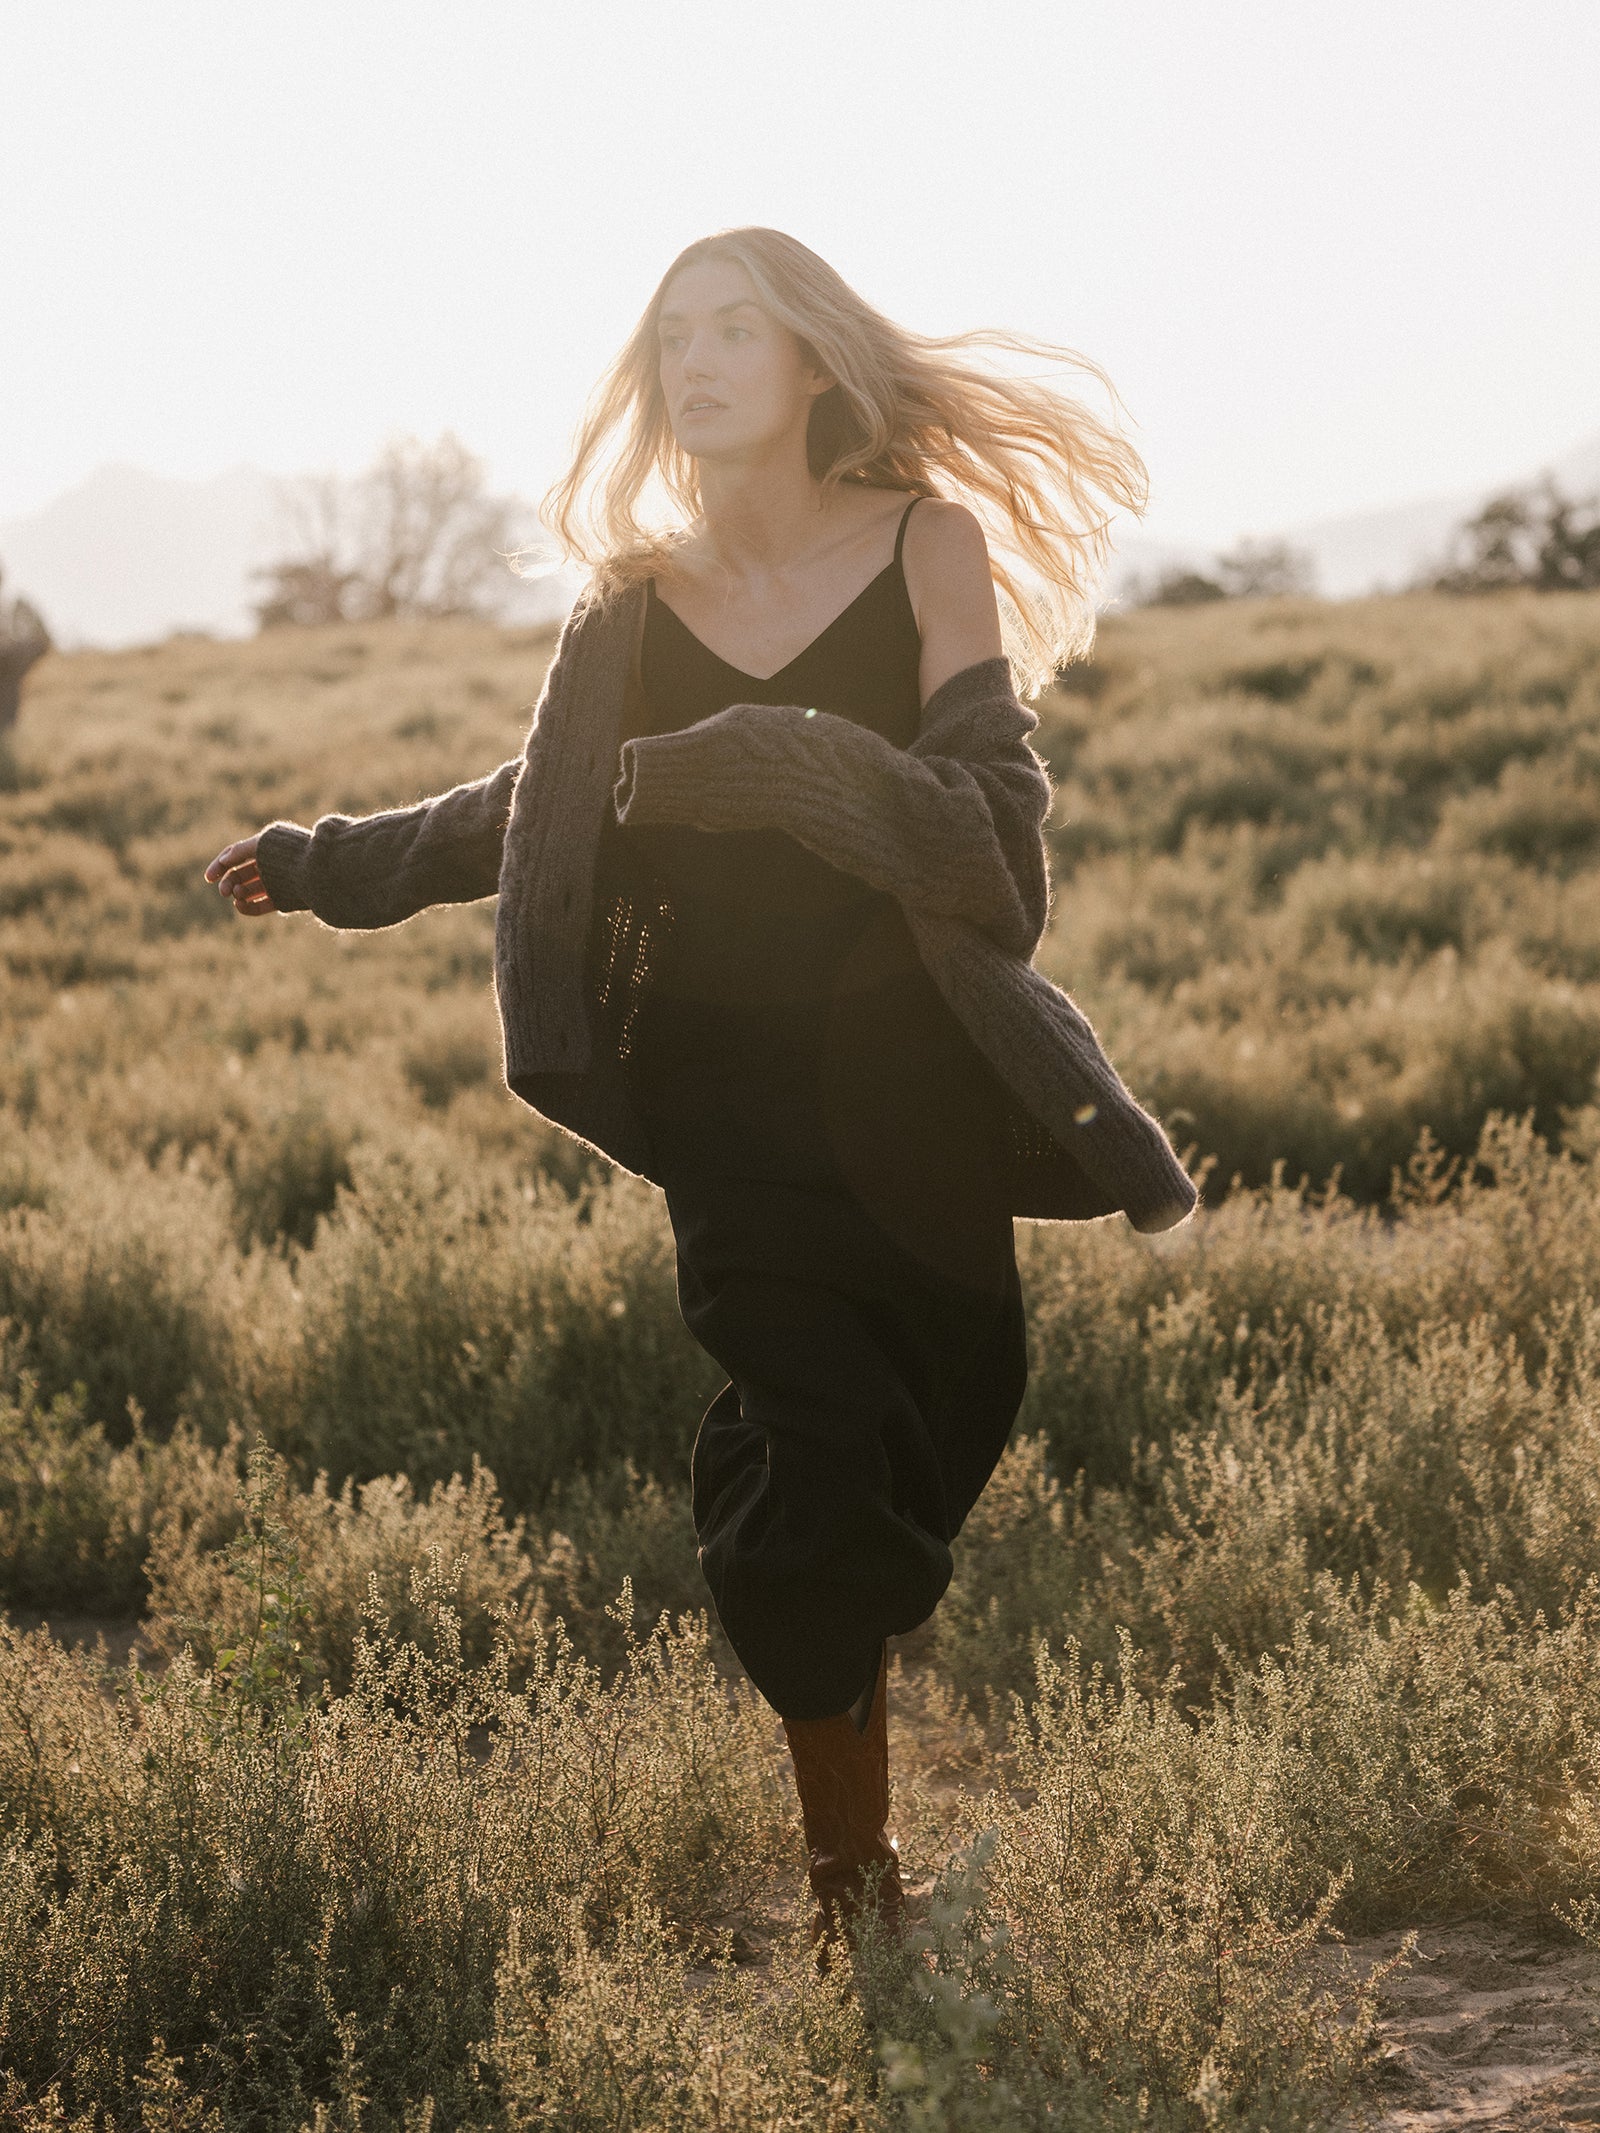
[206,226,1195,1953]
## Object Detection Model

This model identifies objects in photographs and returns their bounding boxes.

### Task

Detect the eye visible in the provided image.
[724,326,750,341]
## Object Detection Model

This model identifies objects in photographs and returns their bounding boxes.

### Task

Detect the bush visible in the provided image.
[0,1601,795,2131]
[145,1449,539,1693]
[402,1029,491,1109]
[0,1382,236,1616]
[6,597,1600,2127]
[228,1098,356,1250]
[271,1152,716,1508]
[0,1144,246,1438]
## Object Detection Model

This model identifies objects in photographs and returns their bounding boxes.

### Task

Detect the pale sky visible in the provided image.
[4,0,1597,547]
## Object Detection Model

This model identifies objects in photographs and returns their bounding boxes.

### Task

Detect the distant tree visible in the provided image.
[1430,478,1600,594]
[253,433,531,629]
[0,565,51,734]
[1131,538,1317,610]
[1431,488,1541,593]
[1138,567,1228,608]
[1534,484,1600,590]
[1214,537,1317,600]
[251,471,369,627]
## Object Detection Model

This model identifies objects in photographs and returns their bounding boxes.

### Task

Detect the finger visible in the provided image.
[217,861,262,898]
[204,842,248,883]
[206,836,260,882]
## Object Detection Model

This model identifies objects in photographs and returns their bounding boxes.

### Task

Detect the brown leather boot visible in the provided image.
[781,1647,905,1959]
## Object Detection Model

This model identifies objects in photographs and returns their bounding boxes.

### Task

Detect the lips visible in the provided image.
[682,400,724,415]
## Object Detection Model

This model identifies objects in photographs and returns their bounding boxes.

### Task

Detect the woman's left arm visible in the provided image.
[903,496,1007,710]
[611,506,1054,960]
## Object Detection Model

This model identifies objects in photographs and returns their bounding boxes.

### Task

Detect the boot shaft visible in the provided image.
[781,1647,903,1943]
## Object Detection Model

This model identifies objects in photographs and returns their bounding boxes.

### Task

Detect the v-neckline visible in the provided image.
[647,562,896,685]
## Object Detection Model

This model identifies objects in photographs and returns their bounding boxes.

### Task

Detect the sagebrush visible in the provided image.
[3,591,1600,2127]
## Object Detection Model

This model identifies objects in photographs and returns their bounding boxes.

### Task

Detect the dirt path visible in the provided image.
[1345,1921,1600,2129]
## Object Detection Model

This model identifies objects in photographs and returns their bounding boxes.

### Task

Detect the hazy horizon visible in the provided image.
[5,416,1598,651]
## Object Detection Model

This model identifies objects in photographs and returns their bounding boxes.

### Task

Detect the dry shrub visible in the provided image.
[527,1461,715,1679]
[941,1156,1600,1840]
[492,1904,879,2131]
[0,1592,1402,2133]
[0,1134,251,1437]
[12,1455,1600,2125]
[0,1598,793,2131]
[226,1097,356,1250]
[1018,1113,1600,1488]
[4,599,1600,2126]
[143,1447,716,1693]
[402,1026,492,1110]
[144,1453,539,1692]
[264,1149,716,1507]
[0,1383,236,1616]
[1034,589,1600,1196]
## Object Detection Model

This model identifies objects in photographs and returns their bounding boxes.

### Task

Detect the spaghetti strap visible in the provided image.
[893,494,925,570]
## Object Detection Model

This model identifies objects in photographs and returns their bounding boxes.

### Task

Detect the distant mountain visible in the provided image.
[1282,429,1600,597]
[1109,429,1600,604]
[0,463,575,649]
[0,465,284,648]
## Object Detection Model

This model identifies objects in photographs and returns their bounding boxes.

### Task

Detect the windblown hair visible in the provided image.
[538,226,1148,696]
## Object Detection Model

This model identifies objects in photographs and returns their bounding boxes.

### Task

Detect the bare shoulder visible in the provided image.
[903,497,999,614]
[902,497,1005,697]
[905,494,988,554]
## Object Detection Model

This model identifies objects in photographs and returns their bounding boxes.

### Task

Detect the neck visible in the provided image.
[691,450,847,583]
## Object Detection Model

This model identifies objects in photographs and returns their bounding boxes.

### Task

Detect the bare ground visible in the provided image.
[1342,1921,1600,2131]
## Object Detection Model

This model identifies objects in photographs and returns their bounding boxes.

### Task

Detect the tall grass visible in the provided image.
[1039,588,1600,1194]
[3,592,1600,2126]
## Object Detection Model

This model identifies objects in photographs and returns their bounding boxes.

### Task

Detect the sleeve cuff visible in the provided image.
[612,705,819,829]
[613,728,724,827]
[255,821,315,913]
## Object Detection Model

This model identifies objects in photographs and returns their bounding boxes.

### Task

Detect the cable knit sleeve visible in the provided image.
[610,654,1053,961]
[252,595,604,931]
[254,756,523,929]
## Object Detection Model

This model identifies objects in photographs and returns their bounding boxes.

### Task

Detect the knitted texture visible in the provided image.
[256,759,520,927]
[612,655,1049,960]
[253,579,1198,1233]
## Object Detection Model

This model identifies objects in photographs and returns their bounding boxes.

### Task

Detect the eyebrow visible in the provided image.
[658,300,762,325]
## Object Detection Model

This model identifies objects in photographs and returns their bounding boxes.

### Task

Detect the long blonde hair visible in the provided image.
[538,226,1147,697]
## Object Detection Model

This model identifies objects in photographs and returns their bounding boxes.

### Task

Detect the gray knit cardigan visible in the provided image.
[256,579,1198,1234]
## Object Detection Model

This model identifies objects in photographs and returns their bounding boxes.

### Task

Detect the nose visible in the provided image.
[677,327,719,379]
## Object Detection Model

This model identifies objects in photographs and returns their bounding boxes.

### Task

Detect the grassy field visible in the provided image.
[2,589,1599,2128]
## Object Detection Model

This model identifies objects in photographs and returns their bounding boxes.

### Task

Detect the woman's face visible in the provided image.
[657,256,830,464]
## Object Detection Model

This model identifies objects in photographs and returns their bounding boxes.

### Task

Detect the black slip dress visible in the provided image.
[587,492,1029,1721]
